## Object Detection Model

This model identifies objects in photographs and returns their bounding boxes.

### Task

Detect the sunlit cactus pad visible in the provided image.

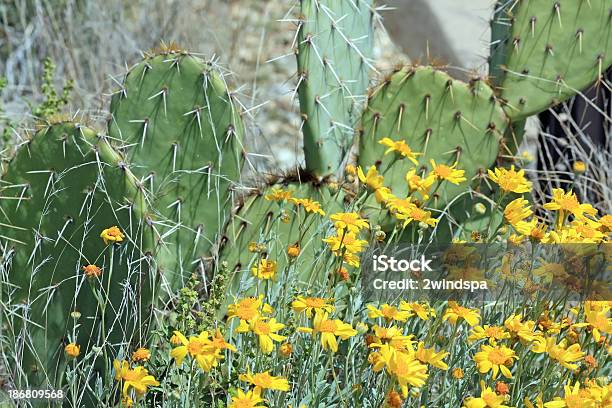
[359,66,506,208]
[109,51,244,286]
[493,0,612,119]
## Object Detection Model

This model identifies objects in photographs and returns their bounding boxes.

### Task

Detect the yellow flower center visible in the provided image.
[319,320,338,333]
[237,307,258,321]
[123,370,141,382]
[435,165,452,178]
[557,196,579,212]
[187,339,204,355]
[484,327,505,338]
[488,349,508,365]
[304,298,327,308]
[564,395,583,408]
[254,320,271,335]
[252,373,274,388]
[381,307,398,319]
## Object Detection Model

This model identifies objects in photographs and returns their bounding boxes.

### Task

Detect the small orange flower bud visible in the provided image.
[279,342,293,357]
[337,266,350,281]
[451,367,464,379]
[82,264,102,278]
[386,390,402,408]
[287,244,300,258]
[495,381,509,395]
[170,334,182,345]
[132,347,151,362]
[65,343,80,358]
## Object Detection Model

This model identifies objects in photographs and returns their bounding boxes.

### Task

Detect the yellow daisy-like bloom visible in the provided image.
[323,231,368,255]
[429,159,467,185]
[251,259,277,280]
[369,325,415,352]
[415,341,449,370]
[239,317,286,355]
[386,195,416,215]
[579,303,611,342]
[100,226,125,245]
[113,360,160,398]
[374,186,392,204]
[399,301,436,321]
[330,212,369,233]
[405,169,435,200]
[531,337,584,371]
[65,343,80,358]
[357,165,385,190]
[228,389,267,408]
[82,264,102,278]
[389,350,429,397]
[279,342,293,357]
[169,330,235,372]
[132,347,150,362]
[468,325,511,345]
[291,296,335,318]
[504,314,541,343]
[487,165,532,193]
[504,197,533,226]
[474,344,517,379]
[572,161,587,173]
[379,137,421,164]
[443,301,481,327]
[462,380,512,408]
[290,197,325,216]
[599,214,612,231]
[543,188,597,221]
[542,381,595,408]
[298,311,357,352]
[367,304,411,323]
[227,295,272,324]
[287,244,300,258]
[395,205,438,228]
[239,371,290,395]
[264,188,292,202]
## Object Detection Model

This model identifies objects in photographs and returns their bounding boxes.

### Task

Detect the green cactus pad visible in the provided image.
[358,66,507,208]
[493,0,612,120]
[0,122,154,387]
[108,51,244,287]
[217,182,347,308]
[297,0,374,177]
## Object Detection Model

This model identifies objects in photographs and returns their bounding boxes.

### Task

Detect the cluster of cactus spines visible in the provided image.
[0,122,154,386]
[491,0,611,121]
[108,49,245,288]
[296,0,374,178]
[358,66,507,208]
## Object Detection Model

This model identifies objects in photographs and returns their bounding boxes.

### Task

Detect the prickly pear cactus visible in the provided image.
[358,66,507,208]
[0,122,154,387]
[108,49,244,287]
[492,0,612,120]
[218,180,345,304]
[297,0,374,177]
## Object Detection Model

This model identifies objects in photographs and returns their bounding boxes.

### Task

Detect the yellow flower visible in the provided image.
[100,226,125,245]
[443,302,481,326]
[543,188,597,221]
[379,137,421,164]
[474,344,517,379]
[291,296,335,318]
[468,325,511,345]
[572,161,587,173]
[227,295,272,324]
[298,311,357,352]
[452,368,465,379]
[430,159,466,185]
[386,390,403,408]
[239,371,290,394]
[504,314,540,343]
[228,389,267,408]
[395,205,438,228]
[132,347,150,362]
[323,231,368,255]
[113,360,159,398]
[169,330,235,372]
[388,350,429,397]
[579,303,611,342]
[242,317,286,354]
[405,169,435,199]
[345,164,357,176]
[251,259,277,280]
[330,212,369,233]
[290,197,325,216]
[504,197,533,226]
[82,264,102,278]
[462,380,511,408]
[287,244,300,258]
[369,325,415,352]
[543,381,595,408]
[65,343,80,358]
[487,165,532,193]
[599,214,612,231]
[374,186,392,204]
[415,341,449,370]
[357,165,385,190]
[367,304,411,323]
[265,188,292,202]
[399,301,436,321]
[532,337,584,371]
